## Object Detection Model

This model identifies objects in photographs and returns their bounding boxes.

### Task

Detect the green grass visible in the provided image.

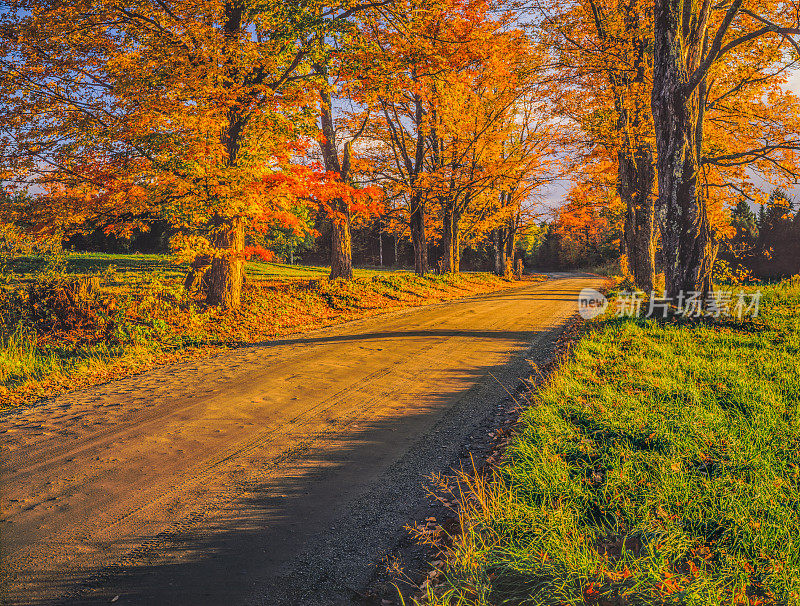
[0,330,154,393]
[428,279,800,606]
[5,252,183,277]
[0,330,64,385]
[6,252,410,283]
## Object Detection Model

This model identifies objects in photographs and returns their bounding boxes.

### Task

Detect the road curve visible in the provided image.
[1,274,604,606]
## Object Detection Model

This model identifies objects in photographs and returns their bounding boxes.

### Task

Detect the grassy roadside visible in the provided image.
[0,254,534,411]
[422,279,800,606]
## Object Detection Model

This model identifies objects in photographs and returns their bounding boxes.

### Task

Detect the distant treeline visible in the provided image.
[63,218,524,273]
[722,189,800,279]
[527,187,800,279]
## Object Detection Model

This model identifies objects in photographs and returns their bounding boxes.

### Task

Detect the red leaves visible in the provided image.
[251,165,382,231]
[242,246,276,263]
[583,581,600,600]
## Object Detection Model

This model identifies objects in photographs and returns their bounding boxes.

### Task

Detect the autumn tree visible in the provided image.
[533,0,800,293]
[423,25,545,274]
[490,97,555,278]
[313,60,375,280]
[540,0,657,290]
[0,0,383,308]
[354,0,466,275]
[651,0,800,295]
[551,154,625,267]
[356,0,552,274]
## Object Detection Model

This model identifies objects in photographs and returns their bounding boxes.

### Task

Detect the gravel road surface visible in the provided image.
[1,274,604,605]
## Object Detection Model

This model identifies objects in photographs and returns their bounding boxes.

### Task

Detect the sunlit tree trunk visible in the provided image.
[329,201,353,280]
[316,73,357,281]
[493,192,510,278]
[205,101,247,307]
[586,0,657,293]
[206,215,245,309]
[378,221,383,266]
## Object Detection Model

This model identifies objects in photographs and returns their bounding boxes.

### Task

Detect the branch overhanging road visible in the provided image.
[1,273,604,606]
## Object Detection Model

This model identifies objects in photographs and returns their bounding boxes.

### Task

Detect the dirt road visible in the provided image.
[1,274,603,606]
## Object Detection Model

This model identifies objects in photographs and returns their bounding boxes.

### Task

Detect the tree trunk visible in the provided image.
[493,228,508,276]
[504,221,516,280]
[206,216,245,309]
[588,0,658,293]
[440,204,461,273]
[378,222,383,266]
[209,3,248,309]
[652,0,718,298]
[618,145,657,292]
[410,196,427,276]
[441,205,454,273]
[316,68,357,281]
[329,200,353,280]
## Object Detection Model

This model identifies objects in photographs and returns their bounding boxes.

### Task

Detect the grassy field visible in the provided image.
[425,279,800,606]
[5,252,399,282]
[0,253,522,410]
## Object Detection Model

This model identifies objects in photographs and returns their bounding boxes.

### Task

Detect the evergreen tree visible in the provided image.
[729,199,758,255]
[754,188,798,277]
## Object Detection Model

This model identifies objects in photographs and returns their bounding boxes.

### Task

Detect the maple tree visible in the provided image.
[423,28,550,274]
[554,192,622,266]
[312,15,386,280]
[352,0,462,276]
[545,151,625,267]
[314,64,379,280]
[537,0,800,294]
[354,0,553,275]
[0,0,384,308]
[651,0,800,295]
[540,0,657,290]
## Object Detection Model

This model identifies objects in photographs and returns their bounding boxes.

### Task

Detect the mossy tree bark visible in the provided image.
[652,0,717,297]
[649,0,800,296]
[619,145,656,292]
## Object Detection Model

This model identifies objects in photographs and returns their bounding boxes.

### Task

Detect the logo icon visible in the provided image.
[578,288,608,320]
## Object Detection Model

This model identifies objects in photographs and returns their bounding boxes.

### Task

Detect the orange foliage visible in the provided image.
[0,1,379,257]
